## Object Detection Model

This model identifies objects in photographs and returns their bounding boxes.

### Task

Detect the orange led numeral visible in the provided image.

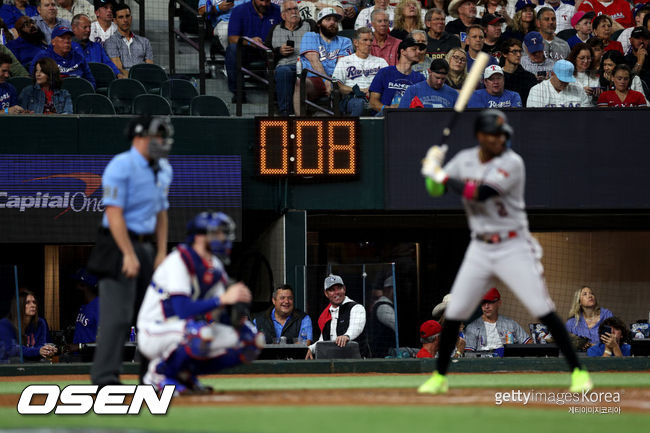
[259,120,288,175]
[328,121,356,175]
[295,120,324,175]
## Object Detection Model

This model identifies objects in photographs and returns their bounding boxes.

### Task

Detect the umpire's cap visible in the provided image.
[474,109,513,138]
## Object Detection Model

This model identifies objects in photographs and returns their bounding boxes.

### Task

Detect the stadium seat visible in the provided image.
[62,77,95,104]
[7,76,33,95]
[108,78,147,114]
[88,62,116,96]
[338,29,356,40]
[160,79,198,115]
[190,95,230,116]
[132,93,173,115]
[129,63,169,94]
[74,93,116,115]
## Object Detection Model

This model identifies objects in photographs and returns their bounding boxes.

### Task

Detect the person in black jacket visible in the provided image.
[253,284,312,345]
[500,38,537,106]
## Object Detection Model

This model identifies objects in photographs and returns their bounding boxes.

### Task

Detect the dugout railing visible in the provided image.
[299,68,341,117]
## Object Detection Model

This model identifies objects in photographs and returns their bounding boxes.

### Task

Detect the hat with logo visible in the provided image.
[631,26,650,39]
[398,36,427,52]
[515,0,535,12]
[482,13,506,26]
[484,64,504,79]
[72,268,98,288]
[523,31,544,54]
[324,274,344,290]
[553,59,576,83]
[317,7,342,23]
[482,287,501,302]
[420,320,442,339]
[570,11,594,28]
[51,26,74,39]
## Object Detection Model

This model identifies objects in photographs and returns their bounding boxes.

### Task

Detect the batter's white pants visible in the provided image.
[444,233,556,321]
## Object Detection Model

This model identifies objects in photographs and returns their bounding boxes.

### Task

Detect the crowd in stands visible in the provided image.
[2,0,649,115]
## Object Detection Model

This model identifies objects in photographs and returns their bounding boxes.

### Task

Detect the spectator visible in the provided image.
[586,35,604,72]
[536,7,569,62]
[368,276,397,358]
[226,0,281,103]
[599,50,645,95]
[0,43,29,77]
[464,288,531,352]
[355,0,394,30]
[521,31,554,81]
[253,284,313,345]
[56,0,96,23]
[500,38,537,105]
[465,24,499,71]
[592,14,624,55]
[18,56,72,113]
[0,290,57,361]
[0,0,38,31]
[526,58,590,106]
[390,0,424,40]
[65,268,100,353]
[30,26,95,86]
[416,319,442,358]
[444,46,467,89]
[332,27,388,116]
[476,0,511,22]
[587,317,631,357]
[266,0,315,115]
[566,11,594,49]
[535,0,574,34]
[445,0,480,37]
[398,58,458,107]
[104,3,154,77]
[409,29,431,77]
[502,0,537,42]
[618,5,650,56]
[71,14,121,78]
[424,8,460,61]
[597,63,647,106]
[370,8,400,66]
[565,286,613,346]
[467,64,522,107]
[6,16,47,67]
[0,53,27,114]
[577,0,634,30]
[567,42,599,104]
[481,13,506,57]
[34,0,70,44]
[295,7,352,114]
[626,27,650,93]
[368,36,425,113]
[306,274,369,359]
[199,0,245,52]
[89,0,116,45]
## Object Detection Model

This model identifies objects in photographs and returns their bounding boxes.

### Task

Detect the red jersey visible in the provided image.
[602,40,624,54]
[578,0,634,28]
[416,347,434,358]
[597,89,647,107]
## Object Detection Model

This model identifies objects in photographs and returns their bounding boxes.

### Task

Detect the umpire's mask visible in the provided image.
[143,117,174,162]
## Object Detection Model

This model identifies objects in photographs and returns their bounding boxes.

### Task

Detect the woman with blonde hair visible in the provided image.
[444,47,467,89]
[565,286,613,346]
[389,0,425,40]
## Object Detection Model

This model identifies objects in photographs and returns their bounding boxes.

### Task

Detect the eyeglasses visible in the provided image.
[508,49,523,55]
[451,55,466,63]
[21,20,35,27]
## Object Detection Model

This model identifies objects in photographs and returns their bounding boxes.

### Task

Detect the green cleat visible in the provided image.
[418,371,448,394]
[569,368,593,393]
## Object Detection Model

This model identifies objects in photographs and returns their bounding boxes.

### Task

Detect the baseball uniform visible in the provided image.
[526,78,591,107]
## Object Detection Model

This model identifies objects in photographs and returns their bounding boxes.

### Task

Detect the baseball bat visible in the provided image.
[439,52,491,144]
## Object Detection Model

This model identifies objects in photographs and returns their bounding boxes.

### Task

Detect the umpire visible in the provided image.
[88,116,174,386]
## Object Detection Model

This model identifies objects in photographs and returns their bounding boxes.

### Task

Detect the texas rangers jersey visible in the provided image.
[137,249,228,328]
[526,78,591,107]
[535,3,575,33]
[300,32,353,77]
[578,0,634,29]
[332,54,388,89]
[444,147,528,235]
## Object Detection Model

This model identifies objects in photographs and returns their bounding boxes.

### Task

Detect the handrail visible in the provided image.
[132,0,146,37]
[299,68,341,116]
[168,0,206,94]
[235,36,275,116]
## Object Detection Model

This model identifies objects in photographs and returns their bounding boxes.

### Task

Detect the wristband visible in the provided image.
[4,107,7,114]
[462,180,478,200]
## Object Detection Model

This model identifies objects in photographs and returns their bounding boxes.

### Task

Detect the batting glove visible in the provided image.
[424,145,448,167]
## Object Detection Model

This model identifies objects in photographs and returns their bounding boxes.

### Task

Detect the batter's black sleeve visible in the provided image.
[446,178,500,201]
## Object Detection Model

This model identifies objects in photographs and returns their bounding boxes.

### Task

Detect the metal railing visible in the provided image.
[299,68,341,116]
[167,0,206,94]
[132,0,146,37]
[235,37,275,117]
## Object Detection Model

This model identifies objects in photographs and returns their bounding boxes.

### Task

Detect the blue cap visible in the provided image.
[72,268,98,288]
[515,0,535,12]
[523,31,544,54]
[553,60,575,83]
[51,26,74,39]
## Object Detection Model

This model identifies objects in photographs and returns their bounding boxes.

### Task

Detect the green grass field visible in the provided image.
[0,373,648,433]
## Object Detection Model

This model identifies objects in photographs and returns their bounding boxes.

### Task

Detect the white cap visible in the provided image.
[317,7,342,22]
[484,65,504,79]
[324,274,344,290]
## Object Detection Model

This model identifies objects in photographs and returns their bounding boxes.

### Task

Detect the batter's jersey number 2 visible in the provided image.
[256,118,359,178]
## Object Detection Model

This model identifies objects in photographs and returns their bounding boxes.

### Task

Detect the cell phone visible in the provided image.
[460,32,467,43]
[602,325,612,334]
[286,39,294,47]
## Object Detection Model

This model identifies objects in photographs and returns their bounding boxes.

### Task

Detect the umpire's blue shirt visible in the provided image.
[227,1,281,39]
[101,146,172,234]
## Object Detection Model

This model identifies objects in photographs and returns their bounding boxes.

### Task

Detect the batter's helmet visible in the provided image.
[186,212,236,261]
[474,109,513,138]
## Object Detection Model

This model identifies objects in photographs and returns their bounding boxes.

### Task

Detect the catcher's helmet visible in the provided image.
[186,212,236,262]
[474,109,513,138]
